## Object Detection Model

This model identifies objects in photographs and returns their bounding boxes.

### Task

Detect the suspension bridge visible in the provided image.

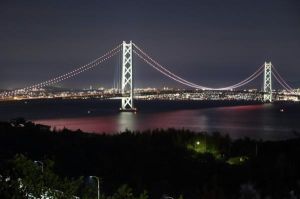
[1,41,297,112]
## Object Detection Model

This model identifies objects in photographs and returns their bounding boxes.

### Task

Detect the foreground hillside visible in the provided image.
[0,119,300,199]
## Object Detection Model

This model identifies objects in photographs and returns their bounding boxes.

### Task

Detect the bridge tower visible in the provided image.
[263,62,272,102]
[120,41,136,111]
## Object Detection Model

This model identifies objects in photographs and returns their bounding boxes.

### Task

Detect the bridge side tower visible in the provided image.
[263,62,272,102]
[120,41,136,111]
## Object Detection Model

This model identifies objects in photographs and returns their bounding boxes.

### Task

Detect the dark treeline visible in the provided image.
[0,119,300,198]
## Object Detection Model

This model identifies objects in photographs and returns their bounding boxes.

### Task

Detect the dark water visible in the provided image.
[1,99,300,140]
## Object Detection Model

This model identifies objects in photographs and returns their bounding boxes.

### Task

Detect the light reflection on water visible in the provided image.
[117,112,138,132]
[34,104,300,140]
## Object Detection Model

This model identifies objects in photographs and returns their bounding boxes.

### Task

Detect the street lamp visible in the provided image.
[34,160,44,173]
[34,160,44,195]
[89,176,100,199]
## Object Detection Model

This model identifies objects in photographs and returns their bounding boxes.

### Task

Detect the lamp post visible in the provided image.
[34,160,44,195]
[89,176,100,199]
[34,160,44,173]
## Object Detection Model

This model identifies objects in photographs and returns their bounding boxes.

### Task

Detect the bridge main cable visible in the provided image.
[3,44,122,96]
[271,64,294,92]
[133,43,264,90]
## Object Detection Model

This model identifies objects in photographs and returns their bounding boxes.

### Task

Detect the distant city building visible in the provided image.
[0,88,299,102]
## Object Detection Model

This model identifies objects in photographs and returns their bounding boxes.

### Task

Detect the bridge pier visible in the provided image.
[120,41,137,112]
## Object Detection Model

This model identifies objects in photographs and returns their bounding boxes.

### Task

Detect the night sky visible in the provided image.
[0,0,299,90]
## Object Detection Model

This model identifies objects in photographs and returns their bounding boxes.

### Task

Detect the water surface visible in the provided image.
[1,99,299,140]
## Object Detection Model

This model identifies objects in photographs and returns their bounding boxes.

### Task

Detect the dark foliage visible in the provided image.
[0,120,300,198]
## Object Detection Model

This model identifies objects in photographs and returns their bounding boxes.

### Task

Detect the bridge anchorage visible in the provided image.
[120,41,137,112]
